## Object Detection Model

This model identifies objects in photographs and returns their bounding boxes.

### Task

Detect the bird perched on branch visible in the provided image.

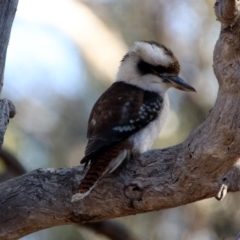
[72,40,195,201]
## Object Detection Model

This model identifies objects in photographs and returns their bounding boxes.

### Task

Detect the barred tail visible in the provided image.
[71,142,131,202]
[73,156,110,200]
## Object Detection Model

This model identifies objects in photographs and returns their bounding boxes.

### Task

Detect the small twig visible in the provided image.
[215,183,228,201]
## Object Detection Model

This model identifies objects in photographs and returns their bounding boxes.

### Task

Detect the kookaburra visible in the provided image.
[72,40,195,201]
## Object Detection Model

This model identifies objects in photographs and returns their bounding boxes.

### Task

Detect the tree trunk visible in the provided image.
[0,0,17,148]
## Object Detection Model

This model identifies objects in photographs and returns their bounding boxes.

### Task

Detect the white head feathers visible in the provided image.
[132,41,173,67]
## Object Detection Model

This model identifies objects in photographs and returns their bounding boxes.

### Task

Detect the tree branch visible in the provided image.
[0,0,17,148]
[0,148,139,240]
[1,0,240,239]
[0,99,15,148]
[0,0,18,93]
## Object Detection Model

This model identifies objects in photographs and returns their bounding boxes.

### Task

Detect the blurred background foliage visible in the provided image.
[1,0,240,239]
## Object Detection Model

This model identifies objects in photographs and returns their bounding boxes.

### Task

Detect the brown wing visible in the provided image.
[81,81,163,165]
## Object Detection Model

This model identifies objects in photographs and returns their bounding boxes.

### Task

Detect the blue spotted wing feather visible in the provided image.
[81,81,163,165]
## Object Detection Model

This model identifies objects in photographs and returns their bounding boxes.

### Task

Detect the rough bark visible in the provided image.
[0,99,15,148]
[1,0,240,239]
[0,0,17,148]
[0,149,139,240]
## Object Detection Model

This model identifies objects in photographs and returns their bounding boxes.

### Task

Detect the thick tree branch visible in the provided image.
[0,0,17,148]
[0,0,18,93]
[0,149,139,240]
[1,0,240,239]
[0,143,240,240]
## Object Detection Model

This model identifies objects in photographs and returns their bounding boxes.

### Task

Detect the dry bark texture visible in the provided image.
[0,148,139,240]
[1,0,240,239]
[0,0,17,148]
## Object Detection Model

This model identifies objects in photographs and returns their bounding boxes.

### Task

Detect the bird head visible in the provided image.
[116,41,195,93]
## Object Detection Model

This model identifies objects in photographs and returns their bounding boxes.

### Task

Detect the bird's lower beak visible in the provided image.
[161,75,196,92]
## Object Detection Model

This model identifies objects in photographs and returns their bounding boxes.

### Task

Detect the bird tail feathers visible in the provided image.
[72,143,131,202]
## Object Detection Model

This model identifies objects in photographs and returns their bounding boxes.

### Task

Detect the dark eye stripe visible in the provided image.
[137,59,179,76]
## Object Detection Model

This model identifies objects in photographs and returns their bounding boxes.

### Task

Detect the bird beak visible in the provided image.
[160,75,196,92]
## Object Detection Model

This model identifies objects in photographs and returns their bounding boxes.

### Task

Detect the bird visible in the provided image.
[71,40,195,201]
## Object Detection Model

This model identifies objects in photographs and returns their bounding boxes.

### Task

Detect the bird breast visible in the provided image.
[129,93,169,154]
